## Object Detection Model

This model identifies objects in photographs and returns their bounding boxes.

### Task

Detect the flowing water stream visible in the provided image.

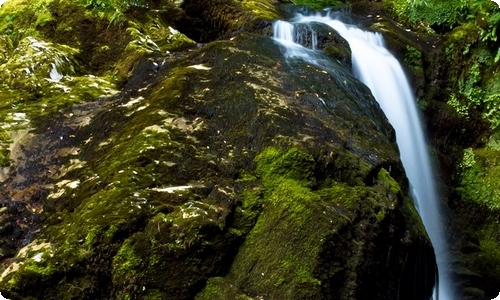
[273,12,454,299]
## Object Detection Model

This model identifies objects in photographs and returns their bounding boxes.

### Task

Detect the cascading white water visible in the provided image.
[273,14,454,300]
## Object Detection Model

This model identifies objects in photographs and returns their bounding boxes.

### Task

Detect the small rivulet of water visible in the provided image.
[273,12,455,300]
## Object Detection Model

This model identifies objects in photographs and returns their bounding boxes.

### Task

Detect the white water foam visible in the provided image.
[273,13,455,299]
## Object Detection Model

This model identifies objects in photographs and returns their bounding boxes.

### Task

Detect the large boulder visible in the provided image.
[0,31,435,299]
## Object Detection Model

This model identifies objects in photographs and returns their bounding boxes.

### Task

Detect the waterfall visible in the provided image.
[273,13,454,300]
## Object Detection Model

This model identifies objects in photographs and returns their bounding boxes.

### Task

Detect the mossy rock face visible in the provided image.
[0,34,117,176]
[0,15,434,300]
[0,0,197,176]
[451,147,500,298]
[197,148,434,300]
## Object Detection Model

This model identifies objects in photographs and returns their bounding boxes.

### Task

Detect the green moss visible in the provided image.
[458,147,500,210]
[84,226,103,247]
[105,225,119,240]
[230,188,263,236]
[1,243,56,293]
[22,258,54,278]
[196,277,252,300]
[377,168,402,196]
[0,33,117,157]
[226,177,324,298]
[0,152,9,167]
[116,24,191,79]
[35,7,54,27]
[203,147,374,298]
[255,147,315,188]
[269,178,319,218]
[112,236,142,280]
[0,36,80,86]
[0,35,14,63]
[474,225,500,280]
[240,0,280,20]
[403,195,428,238]
[148,66,198,108]
[323,43,351,62]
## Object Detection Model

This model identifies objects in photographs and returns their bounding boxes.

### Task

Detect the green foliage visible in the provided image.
[459,147,475,168]
[452,46,500,131]
[468,224,500,288]
[467,0,500,42]
[0,0,52,43]
[288,0,343,10]
[392,0,468,31]
[483,93,500,130]
[446,93,469,117]
[84,0,112,10]
[80,0,148,26]
[459,61,484,106]
[83,0,148,12]
[476,236,500,279]
[404,45,423,69]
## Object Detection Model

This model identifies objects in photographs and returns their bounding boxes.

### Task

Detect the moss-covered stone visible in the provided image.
[0,11,435,299]
[197,146,434,300]
[458,147,500,211]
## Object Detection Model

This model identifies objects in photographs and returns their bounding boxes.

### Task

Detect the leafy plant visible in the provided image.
[84,0,148,11]
[392,0,468,32]
[467,0,500,42]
